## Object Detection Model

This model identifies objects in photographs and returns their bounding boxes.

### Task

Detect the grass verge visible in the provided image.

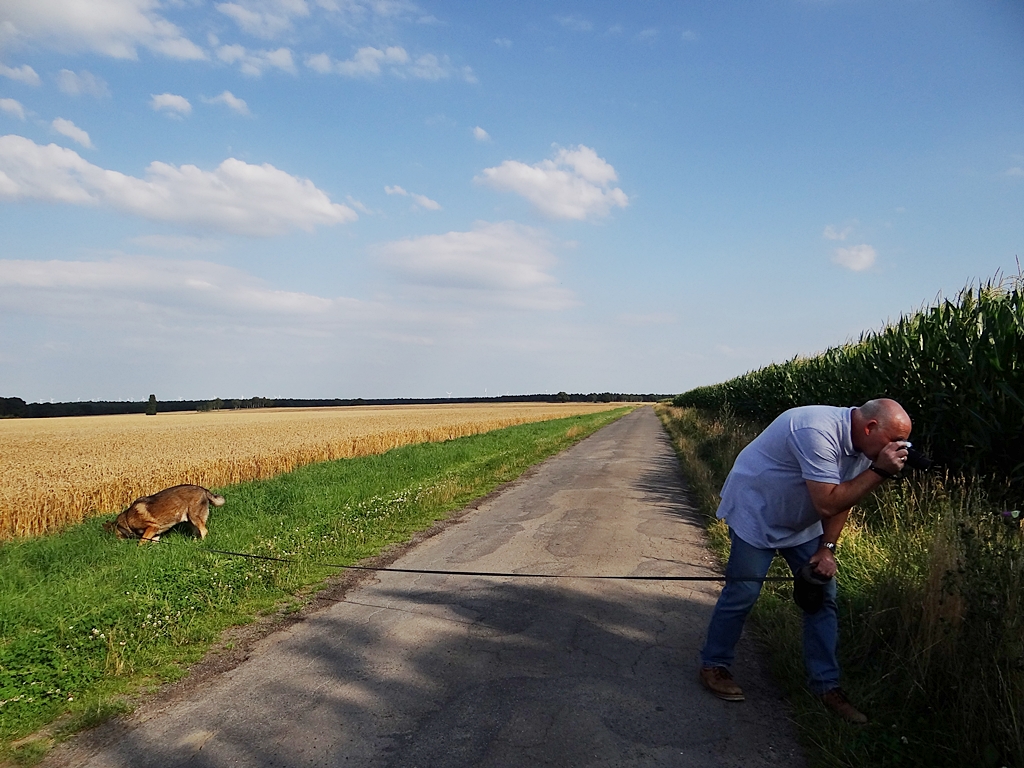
[656,404,1023,768]
[0,408,629,763]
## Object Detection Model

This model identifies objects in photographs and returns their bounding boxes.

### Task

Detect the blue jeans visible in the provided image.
[699,528,840,695]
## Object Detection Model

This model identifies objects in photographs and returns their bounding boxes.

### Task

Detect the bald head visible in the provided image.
[851,398,912,459]
[858,398,911,429]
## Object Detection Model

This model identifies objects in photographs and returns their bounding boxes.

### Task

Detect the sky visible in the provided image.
[0,0,1022,403]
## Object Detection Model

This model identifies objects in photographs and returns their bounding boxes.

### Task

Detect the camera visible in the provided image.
[905,445,933,471]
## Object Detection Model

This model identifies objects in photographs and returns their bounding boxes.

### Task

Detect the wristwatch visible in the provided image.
[870,464,895,479]
[822,541,836,553]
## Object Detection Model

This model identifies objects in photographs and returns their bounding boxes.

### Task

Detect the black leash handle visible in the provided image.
[145,540,793,582]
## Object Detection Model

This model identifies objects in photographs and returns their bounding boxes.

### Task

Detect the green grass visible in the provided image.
[657,404,1024,768]
[0,408,629,761]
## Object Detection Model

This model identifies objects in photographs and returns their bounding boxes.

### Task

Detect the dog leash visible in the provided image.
[140,539,795,582]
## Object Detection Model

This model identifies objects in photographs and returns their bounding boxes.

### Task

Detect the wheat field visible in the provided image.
[0,403,623,539]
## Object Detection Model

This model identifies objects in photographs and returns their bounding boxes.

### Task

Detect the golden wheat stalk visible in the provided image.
[0,403,620,540]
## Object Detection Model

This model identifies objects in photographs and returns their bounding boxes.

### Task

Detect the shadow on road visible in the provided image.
[52,408,802,768]
[78,576,796,768]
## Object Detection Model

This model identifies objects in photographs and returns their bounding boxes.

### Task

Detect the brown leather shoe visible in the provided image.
[699,666,745,701]
[820,687,868,724]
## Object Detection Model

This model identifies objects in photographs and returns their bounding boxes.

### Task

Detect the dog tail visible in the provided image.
[102,519,116,533]
[207,490,226,507]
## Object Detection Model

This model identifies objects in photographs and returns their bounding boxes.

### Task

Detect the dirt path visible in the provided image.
[43,407,805,767]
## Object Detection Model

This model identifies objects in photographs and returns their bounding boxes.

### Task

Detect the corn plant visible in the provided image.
[674,273,1024,485]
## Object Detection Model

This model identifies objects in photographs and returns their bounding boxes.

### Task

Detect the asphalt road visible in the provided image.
[45,407,806,768]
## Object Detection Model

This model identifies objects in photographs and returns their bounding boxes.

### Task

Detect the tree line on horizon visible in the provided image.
[0,392,667,419]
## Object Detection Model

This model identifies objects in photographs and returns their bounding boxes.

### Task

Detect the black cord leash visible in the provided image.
[142,539,794,582]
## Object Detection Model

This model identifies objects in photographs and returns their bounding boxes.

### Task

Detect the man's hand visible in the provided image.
[808,546,837,578]
[873,440,910,476]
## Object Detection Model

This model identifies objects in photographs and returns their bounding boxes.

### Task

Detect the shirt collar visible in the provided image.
[841,407,858,456]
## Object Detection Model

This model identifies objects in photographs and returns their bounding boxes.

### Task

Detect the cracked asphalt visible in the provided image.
[45,407,805,767]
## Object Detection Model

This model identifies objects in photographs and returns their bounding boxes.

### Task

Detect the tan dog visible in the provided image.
[104,485,225,544]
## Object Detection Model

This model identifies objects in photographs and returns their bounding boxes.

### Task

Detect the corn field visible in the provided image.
[0,403,622,540]
[674,273,1024,484]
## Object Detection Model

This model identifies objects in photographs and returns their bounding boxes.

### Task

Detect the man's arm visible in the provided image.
[807,509,850,578]
[805,440,907,518]
[805,473,883,519]
[803,440,907,577]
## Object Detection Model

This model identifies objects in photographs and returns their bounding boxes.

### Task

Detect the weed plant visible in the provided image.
[0,409,627,761]
[657,405,1023,768]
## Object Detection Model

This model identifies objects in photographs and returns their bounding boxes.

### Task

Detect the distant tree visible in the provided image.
[145,394,157,416]
[0,397,26,418]
[556,391,569,403]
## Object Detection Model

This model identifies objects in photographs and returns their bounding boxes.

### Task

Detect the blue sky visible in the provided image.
[1,0,1021,402]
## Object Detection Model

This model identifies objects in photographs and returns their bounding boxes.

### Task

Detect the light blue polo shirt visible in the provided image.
[717,405,871,549]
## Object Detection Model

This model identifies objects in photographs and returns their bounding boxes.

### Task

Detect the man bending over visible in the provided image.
[698,398,912,724]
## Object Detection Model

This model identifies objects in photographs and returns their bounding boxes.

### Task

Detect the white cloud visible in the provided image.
[385,184,440,210]
[216,0,310,39]
[0,135,357,235]
[305,46,473,81]
[408,52,445,79]
[315,0,420,26]
[150,93,191,117]
[0,99,26,120]
[304,52,333,73]
[338,45,408,76]
[0,0,204,60]
[681,29,698,41]
[476,144,629,221]
[202,90,250,115]
[56,69,111,97]
[556,15,592,32]
[494,38,512,48]
[619,312,675,326]
[376,220,576,309]
[832,244,877,271]
[0,252,556,401]
[823,224,853,241]
[1004,167,1024,178]
[0,63,40,85]
[129,235,224,253]
[218,44,296,75]
[0,250,610,401]
[345,195,372,214]
[411,193,440,210]
[635,28,658,43]
[51,118,93,148]
[473,126,490,142]
[0,255,342,318]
